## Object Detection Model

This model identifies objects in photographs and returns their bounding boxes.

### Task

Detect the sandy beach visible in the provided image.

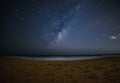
[0,57,120,83]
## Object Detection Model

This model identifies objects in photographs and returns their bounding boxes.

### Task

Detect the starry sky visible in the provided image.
[0,0,120,55]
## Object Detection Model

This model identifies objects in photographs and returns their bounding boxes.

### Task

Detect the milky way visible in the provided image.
[49,3,81,48]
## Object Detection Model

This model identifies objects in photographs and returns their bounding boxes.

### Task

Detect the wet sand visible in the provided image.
[0,57,120,83]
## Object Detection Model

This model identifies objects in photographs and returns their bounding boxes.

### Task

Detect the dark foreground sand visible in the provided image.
[0,57,120,83]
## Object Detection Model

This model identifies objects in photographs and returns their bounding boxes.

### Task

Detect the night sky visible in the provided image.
[1,0,120,55]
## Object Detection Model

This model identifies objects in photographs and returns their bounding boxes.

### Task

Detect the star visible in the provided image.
[20,17,25,21]
[95,38,100,41]
[113,0,116,4]
[15,9,19,12]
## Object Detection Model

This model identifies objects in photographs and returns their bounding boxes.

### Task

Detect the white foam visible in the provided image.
[12,56,105,61]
